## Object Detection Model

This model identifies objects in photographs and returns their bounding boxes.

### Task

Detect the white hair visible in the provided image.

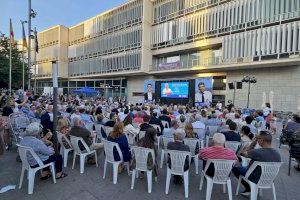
[213,133,226,146]
[23,122,42,137]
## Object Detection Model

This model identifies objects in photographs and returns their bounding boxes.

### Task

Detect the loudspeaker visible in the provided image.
[228,82,234,90]
[236,82,243,89]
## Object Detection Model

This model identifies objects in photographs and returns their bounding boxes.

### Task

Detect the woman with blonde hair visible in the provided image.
[57,118,71,149]
[107,122,132,162]
[185,123,197,138]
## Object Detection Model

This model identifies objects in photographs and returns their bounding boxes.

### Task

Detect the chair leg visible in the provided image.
[165,169,171,194]
[250,182,258,200]
[103,160,107,179]
[288,154,291,176]
[259,188,262,196]
[195,157,199,175]
[27,170,35,194]
[272,183,277,200]
[199,173,204,190]
[113,163,119,184]
[227,179,233,200]
[95,152,98,167]
[79,155,85,174]
[131,170,136,190]
[147,170,152,193]
[50,164,57,184]
[126,162,130,175]
[160,150,164,168]
[223,184,226,193]
[235,176,242,195]
[205,178,213,200]
[63,150,68,168]
[18,167,25,189]
[183,171,189,198]
[72,154,76,169]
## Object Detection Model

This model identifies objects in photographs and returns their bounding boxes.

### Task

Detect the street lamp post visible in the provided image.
[52,60,59,154]
[241,76,257,108]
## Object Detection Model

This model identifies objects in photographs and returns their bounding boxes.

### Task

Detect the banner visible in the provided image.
[195,77,213,107]
[158,61,180,70]
[144,80,156,103]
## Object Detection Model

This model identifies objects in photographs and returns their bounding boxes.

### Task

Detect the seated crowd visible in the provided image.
[1,93,299,196]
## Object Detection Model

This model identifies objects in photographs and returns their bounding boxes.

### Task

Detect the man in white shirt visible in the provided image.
[195,82,212,107]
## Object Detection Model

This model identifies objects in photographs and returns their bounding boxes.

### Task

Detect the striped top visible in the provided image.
[199,146,238,161]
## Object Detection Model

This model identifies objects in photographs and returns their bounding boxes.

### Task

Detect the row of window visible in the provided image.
[152,0,300,46]
[68,50,141,76]
[222,21,300,60]
[89,3,142,35]
[36,45,59,63]
[68,26,142,59]
[154,0,224,23]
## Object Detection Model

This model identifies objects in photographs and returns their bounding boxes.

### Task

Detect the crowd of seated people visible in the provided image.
[1,90,299,195]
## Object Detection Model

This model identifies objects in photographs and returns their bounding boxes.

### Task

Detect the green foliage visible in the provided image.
[0,36,29,89]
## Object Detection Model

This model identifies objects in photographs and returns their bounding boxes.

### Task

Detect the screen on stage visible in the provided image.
[160,82,189,98]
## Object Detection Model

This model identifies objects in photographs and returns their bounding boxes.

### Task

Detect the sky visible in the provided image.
[0,0,127,39]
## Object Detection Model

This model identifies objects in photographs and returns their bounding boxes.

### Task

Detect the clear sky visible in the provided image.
[0,0,127,39]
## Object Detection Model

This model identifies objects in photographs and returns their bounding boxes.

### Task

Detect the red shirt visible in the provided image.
[199,146,238,161]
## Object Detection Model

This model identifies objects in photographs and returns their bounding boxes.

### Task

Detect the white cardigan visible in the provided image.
[123,124,140,145]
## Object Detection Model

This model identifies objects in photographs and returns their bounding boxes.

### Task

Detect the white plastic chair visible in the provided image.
[160,136,175,168]
[70,136,98,174]
[105,126,113,136]
[183,138,203,174]
[57,132,73,167]
[225,141,241,153]
[165,150,191,198]
[200,159,236,200]
[206,126,219,147]
[150,124,162,134]
[102,140,130,184]
[131,146,155,193]
[235,161,282,200]
[94,124,105,141]
[18,145,56,194]
[162,120,170,128]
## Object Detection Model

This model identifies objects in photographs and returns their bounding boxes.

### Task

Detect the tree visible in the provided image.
[0,35,29,89]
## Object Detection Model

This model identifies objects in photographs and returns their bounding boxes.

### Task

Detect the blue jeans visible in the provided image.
[232,165,250,191]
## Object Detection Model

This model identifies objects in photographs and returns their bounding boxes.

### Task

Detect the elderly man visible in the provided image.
[233,131,281,196]
[199,133,238,177]
[20,122,67,179]
[70,117,103,164]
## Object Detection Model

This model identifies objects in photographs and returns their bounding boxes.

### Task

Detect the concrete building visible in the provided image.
[31,0,300,111]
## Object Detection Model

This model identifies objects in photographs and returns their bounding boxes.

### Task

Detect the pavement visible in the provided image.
[1,137,300,200]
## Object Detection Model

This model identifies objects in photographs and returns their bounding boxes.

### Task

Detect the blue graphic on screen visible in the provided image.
[160,82,189,98]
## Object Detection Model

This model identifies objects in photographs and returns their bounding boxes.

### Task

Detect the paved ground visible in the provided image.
[1,137,300,200]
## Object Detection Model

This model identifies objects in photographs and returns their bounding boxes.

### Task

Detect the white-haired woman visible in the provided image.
[20,122,67,180]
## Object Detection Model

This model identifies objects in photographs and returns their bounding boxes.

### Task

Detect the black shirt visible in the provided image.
[2,106,13,116]
[221,131,241,142]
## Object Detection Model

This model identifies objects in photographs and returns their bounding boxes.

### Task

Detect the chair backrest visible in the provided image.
[17,145,44,169]
[225,141,241,152]
[57,132,72,149]
[167,150,191,174]
[162,120,169,128]
[204,159,236,183]
[94,124,105,140]
[291,141,300,159]
[150,124,161,133]
[138,131,146,140]
[132,146,155,171]
[85,122,94,132]
[105,126,113,136]
[245,161,282,187]
[207,126,219,137]
[183,138,200,156]
[161,136,174,149]
[70,136,91,154]
[194,128,206,140]
[102,139,123,162]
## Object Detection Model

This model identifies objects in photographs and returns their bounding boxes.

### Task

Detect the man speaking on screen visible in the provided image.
[195,82,212,107]
[144,83,155,102]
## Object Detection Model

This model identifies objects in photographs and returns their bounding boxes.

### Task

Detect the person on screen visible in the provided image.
[144,83,155,101]
[162,83,173,96]
[195,82,212,105]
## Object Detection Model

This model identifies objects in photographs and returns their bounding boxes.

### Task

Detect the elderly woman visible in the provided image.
[20,122,67,180]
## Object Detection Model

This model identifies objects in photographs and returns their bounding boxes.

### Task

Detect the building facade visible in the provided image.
[32,0,300,111]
